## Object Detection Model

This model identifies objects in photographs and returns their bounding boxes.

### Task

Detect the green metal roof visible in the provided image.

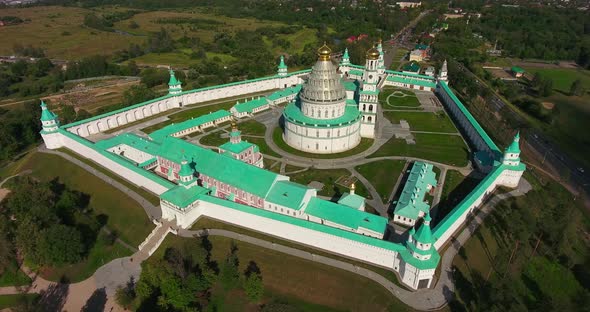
[138,157,157,168]
[160,184,209,209]
[403,62,421,73]
[505,132,521,154]
[415,44,429,50]
[158,137,283,198]
[342,48,350,60]
[168,69,181,86]
[283,101,361,128]
[265,180,311,210]
[40,101,58,122]
[385,69,434,80]
[219,140,256,154]
[278,55,287,69]
[267,85,302,101]
[337,192,366,210]
[349,69,364,76]
[178,155,194,177]
[399,246,440,270]
[95,133,162,155]
[413,213,434,244]
[511,66,525,73]
[305,198,387,234]
[343,80,359,91]
[394,162,437,220]
[386,75,436,88]
[233,97,269,113]
[438,81,501,154]
[149,110,231,142]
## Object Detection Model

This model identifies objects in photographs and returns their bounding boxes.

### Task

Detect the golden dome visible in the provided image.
[317,43,332,61]
[366,46,380,60]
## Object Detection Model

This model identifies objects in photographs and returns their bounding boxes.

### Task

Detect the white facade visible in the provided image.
[283,121,361,154]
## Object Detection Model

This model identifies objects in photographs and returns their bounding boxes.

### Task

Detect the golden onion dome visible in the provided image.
[317,43,332,61]
[366,46,380,60]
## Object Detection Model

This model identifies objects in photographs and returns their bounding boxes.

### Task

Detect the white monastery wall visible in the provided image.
[58,132,170,195]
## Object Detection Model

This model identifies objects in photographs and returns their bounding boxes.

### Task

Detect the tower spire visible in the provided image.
[277,55,288,77]
[168,68,182,95]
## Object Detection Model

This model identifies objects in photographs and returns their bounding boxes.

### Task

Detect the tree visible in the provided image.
[122,85,156,106]
[38,224,84,265]
[220,244,240,290]
[244,272,264,302]
[570,79,583,96]
[541,78,553,97]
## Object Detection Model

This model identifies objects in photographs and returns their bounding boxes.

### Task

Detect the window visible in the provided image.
[369,105,373,112]
[316,143,319,150]
[324,110,328,118]
[327,131,330,138]
[368,116,372,122]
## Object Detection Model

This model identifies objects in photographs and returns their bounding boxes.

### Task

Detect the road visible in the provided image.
[382,10,432,69]
[452,59,590,203]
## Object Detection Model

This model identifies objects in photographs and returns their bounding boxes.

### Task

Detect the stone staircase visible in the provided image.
[137,220,177,258]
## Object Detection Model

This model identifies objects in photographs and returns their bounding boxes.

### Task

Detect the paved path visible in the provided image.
[38,146,161,220]
[175,178,530,310]
[349,167,387,216]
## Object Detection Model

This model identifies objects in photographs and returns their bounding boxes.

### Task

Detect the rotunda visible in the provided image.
[282,44,362,154]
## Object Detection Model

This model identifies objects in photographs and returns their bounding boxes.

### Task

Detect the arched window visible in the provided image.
[337,130,340,136]
[332,110,335,117]
[363,104,366,111]
[369,105,373,112]
[327,131,330,138]
[311,109,314,117]
[316,130,319,137]
[368,116,372,122]
[315,143,319,150]
[324,110,328,118]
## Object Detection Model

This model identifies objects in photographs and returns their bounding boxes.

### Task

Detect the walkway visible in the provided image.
[172,177,530,311]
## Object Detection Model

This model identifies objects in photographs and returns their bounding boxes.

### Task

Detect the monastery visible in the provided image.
[39,43,525,290]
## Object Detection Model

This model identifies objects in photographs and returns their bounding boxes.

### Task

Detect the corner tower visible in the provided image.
[399,212,439,289]
[168,69,182,95]
[500,131,526,187]
[359,46,380,138]
[277,55,288,77]
[39,100,63,149]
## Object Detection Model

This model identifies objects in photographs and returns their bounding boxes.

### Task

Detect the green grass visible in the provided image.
[287,168,369,199]
[433,170,481,225]
[199,130,281,158]
[0,294,39,309]
[237,119,266,136]
[20,152,153,246]
[355,160,406,202]
[379,87,421,108]
[370,133,470,167]
[245,137,281,158]
[155,231,412,311]
[40,230,133,283]
[0,262,31,287]
[284,163,305,173]
[141,101,236,133]
[272,127,374,159]
[199,130,228,147]
[383,111,458,133]
[522,67,590,93]
[57,148,161,205]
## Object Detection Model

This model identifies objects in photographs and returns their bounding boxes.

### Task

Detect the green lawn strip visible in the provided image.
[0,294,40,309]
[236,119,266,136]
[383,111,458,133]
[199,131,228,147]
[182,218,409,306]
[433,170,481,226]
[104,108,181,134]
[355,160,406,202]
[370,133,469,167]
[200,131,282,158]
[522,67,590,93]
[287,168,370,198]
[39,230,133,283]
[57,148,160,206]
[0,262,31,287]
[284,163,305,173]
[379,88,421,108]
[272,127,373,159]
[21,152,153,246]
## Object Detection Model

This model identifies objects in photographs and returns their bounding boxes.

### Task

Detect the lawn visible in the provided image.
[287,168,369,199]
[0,6,144,58]
[237,119,266,136]
[370,133,470,167]
[355,160,406,202]
[199,130,228,147]
[379,87,421,108]
[0,294,39,309]
[433,170,481,226]
[20,152,153,246]
[57,148,161,205]
[199,130,281,158]
[0,261,31,287]
[383,111,458,133]
[245,137,281,158]
[522,67,590,93]
[39,230,133,283]
[154,233,412,312]
[272,127,374,159]
[141,100,235,133]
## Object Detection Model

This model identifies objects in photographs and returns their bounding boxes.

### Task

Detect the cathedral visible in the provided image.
[282,43,383,154]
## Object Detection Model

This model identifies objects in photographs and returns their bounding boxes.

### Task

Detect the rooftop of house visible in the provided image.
[305,197,387,234]
[394,161,437,220]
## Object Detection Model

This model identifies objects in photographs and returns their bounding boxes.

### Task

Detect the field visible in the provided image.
[0,261,31,287]
[355,160,406,202]
[370,133,470,167]
[155,234,413,312]
[522,67,590,93]
[383,111,458,133]
[0,6,144,58]
[19,152,153,246]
